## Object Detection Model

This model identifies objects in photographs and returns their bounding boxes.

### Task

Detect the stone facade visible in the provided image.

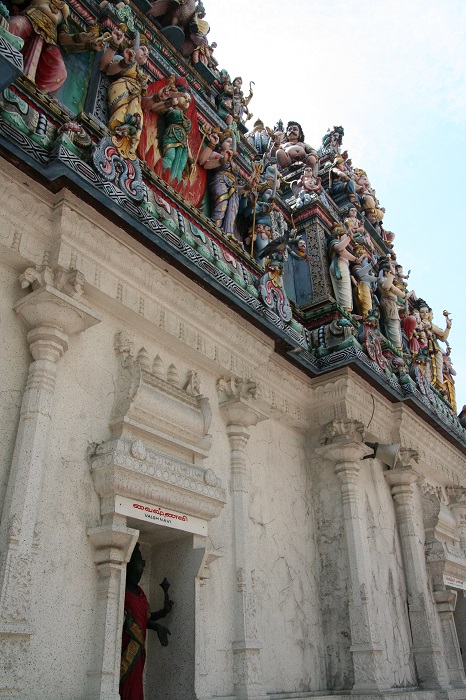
[0,160,465,700]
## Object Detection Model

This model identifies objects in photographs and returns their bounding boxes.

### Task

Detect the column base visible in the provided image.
[0,630,32,697]
[233,643,268,700]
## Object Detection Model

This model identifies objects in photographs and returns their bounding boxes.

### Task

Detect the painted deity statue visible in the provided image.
[327,223,360,312]
[215,70,238,137]
[192,38,217,69]
[256,228,295,322]
[344,207,375,257]
[350,245,377,318]
[231,76,253,124]
[241,164,284,260]
[100,29,151,160]
[160,86,192,183]
[100,31,186,162]
[272,121,319,176]
[321,125,344,156]
[344,207,365,238]
[180,0,210,59]
[120,544,173,700]
[245,119,272,157]
[199,130,246,239]
[377,256,411,349]
[353,168,385,224]
[147,0,197,25]
[394,264,412,295]
[442,344,457,411]
[9,0,99,94]
[292,166,329,209]
[329,155,362,208]
[415,300,452,387]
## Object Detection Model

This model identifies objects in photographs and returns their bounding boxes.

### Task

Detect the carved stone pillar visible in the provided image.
[0,267,101,696]
[384,451,450,689]
[86,521,139,700]
[316,420,389,693]
[433,590,466,687]
[218,378,269,700]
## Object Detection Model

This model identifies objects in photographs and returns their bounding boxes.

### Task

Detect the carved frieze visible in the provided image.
[90,436,225,522]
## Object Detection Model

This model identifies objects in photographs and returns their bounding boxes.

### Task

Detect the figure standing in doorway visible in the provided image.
[120,543,173,700]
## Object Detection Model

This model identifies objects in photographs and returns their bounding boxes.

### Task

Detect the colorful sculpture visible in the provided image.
[240,164,284,259]
[159,85,192,182]
[245,119,272,156]
[180,0,210,59]
[9,0,98,94]
[353,168,385,224]
[99,28,152,160]
[321,125,344,156]
[350,245,377,318]
[327,223,360,312]
[138,76,207,205]
[192,38,217,69]
[292,166,329,209]
[231,76,253,124]
[329,155,361,208]
[272,121,319,175]
[377,256,411,350]
[415,300,452,387]
[148,0,197,28]
[257,228,294,321]
[199,130,245,239]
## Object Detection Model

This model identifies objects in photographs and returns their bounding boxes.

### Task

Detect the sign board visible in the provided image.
[443,574,466,591]
[115,496,208,536]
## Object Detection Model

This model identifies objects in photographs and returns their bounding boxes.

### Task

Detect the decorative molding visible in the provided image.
[217,378,270,429]
[113,331,213,459]
[90,436,225,521]
[310,370,466,485]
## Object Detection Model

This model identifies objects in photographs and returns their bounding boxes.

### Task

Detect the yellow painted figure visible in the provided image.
[351,245,376,317]
[100,30,182,161]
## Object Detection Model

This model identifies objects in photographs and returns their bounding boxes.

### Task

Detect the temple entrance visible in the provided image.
[125,515,204,700]
[453,589,466,671]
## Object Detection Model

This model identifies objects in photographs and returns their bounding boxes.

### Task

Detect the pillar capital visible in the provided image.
[217,377,269,429]
[384,465,419,491]
[316,419,372,464]
[15,272,101,345]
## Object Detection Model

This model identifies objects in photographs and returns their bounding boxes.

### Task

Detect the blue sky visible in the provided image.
[205,0,466,410]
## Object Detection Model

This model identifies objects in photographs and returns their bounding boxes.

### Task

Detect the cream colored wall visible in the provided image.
[1,158,466,699]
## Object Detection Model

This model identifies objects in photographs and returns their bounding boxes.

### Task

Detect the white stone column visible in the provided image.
[0,269,101,695]
[433,590,466,687]
[86,519,139,700]
[384,453,450,689]
[316,420,389,693]
[218,379,268,700]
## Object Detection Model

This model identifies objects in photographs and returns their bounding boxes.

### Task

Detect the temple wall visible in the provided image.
[1,158,466,699]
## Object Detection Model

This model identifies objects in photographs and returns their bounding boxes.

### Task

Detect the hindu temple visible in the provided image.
[0,0,465,698]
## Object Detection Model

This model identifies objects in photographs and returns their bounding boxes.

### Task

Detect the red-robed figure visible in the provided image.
[120,544,173,700]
